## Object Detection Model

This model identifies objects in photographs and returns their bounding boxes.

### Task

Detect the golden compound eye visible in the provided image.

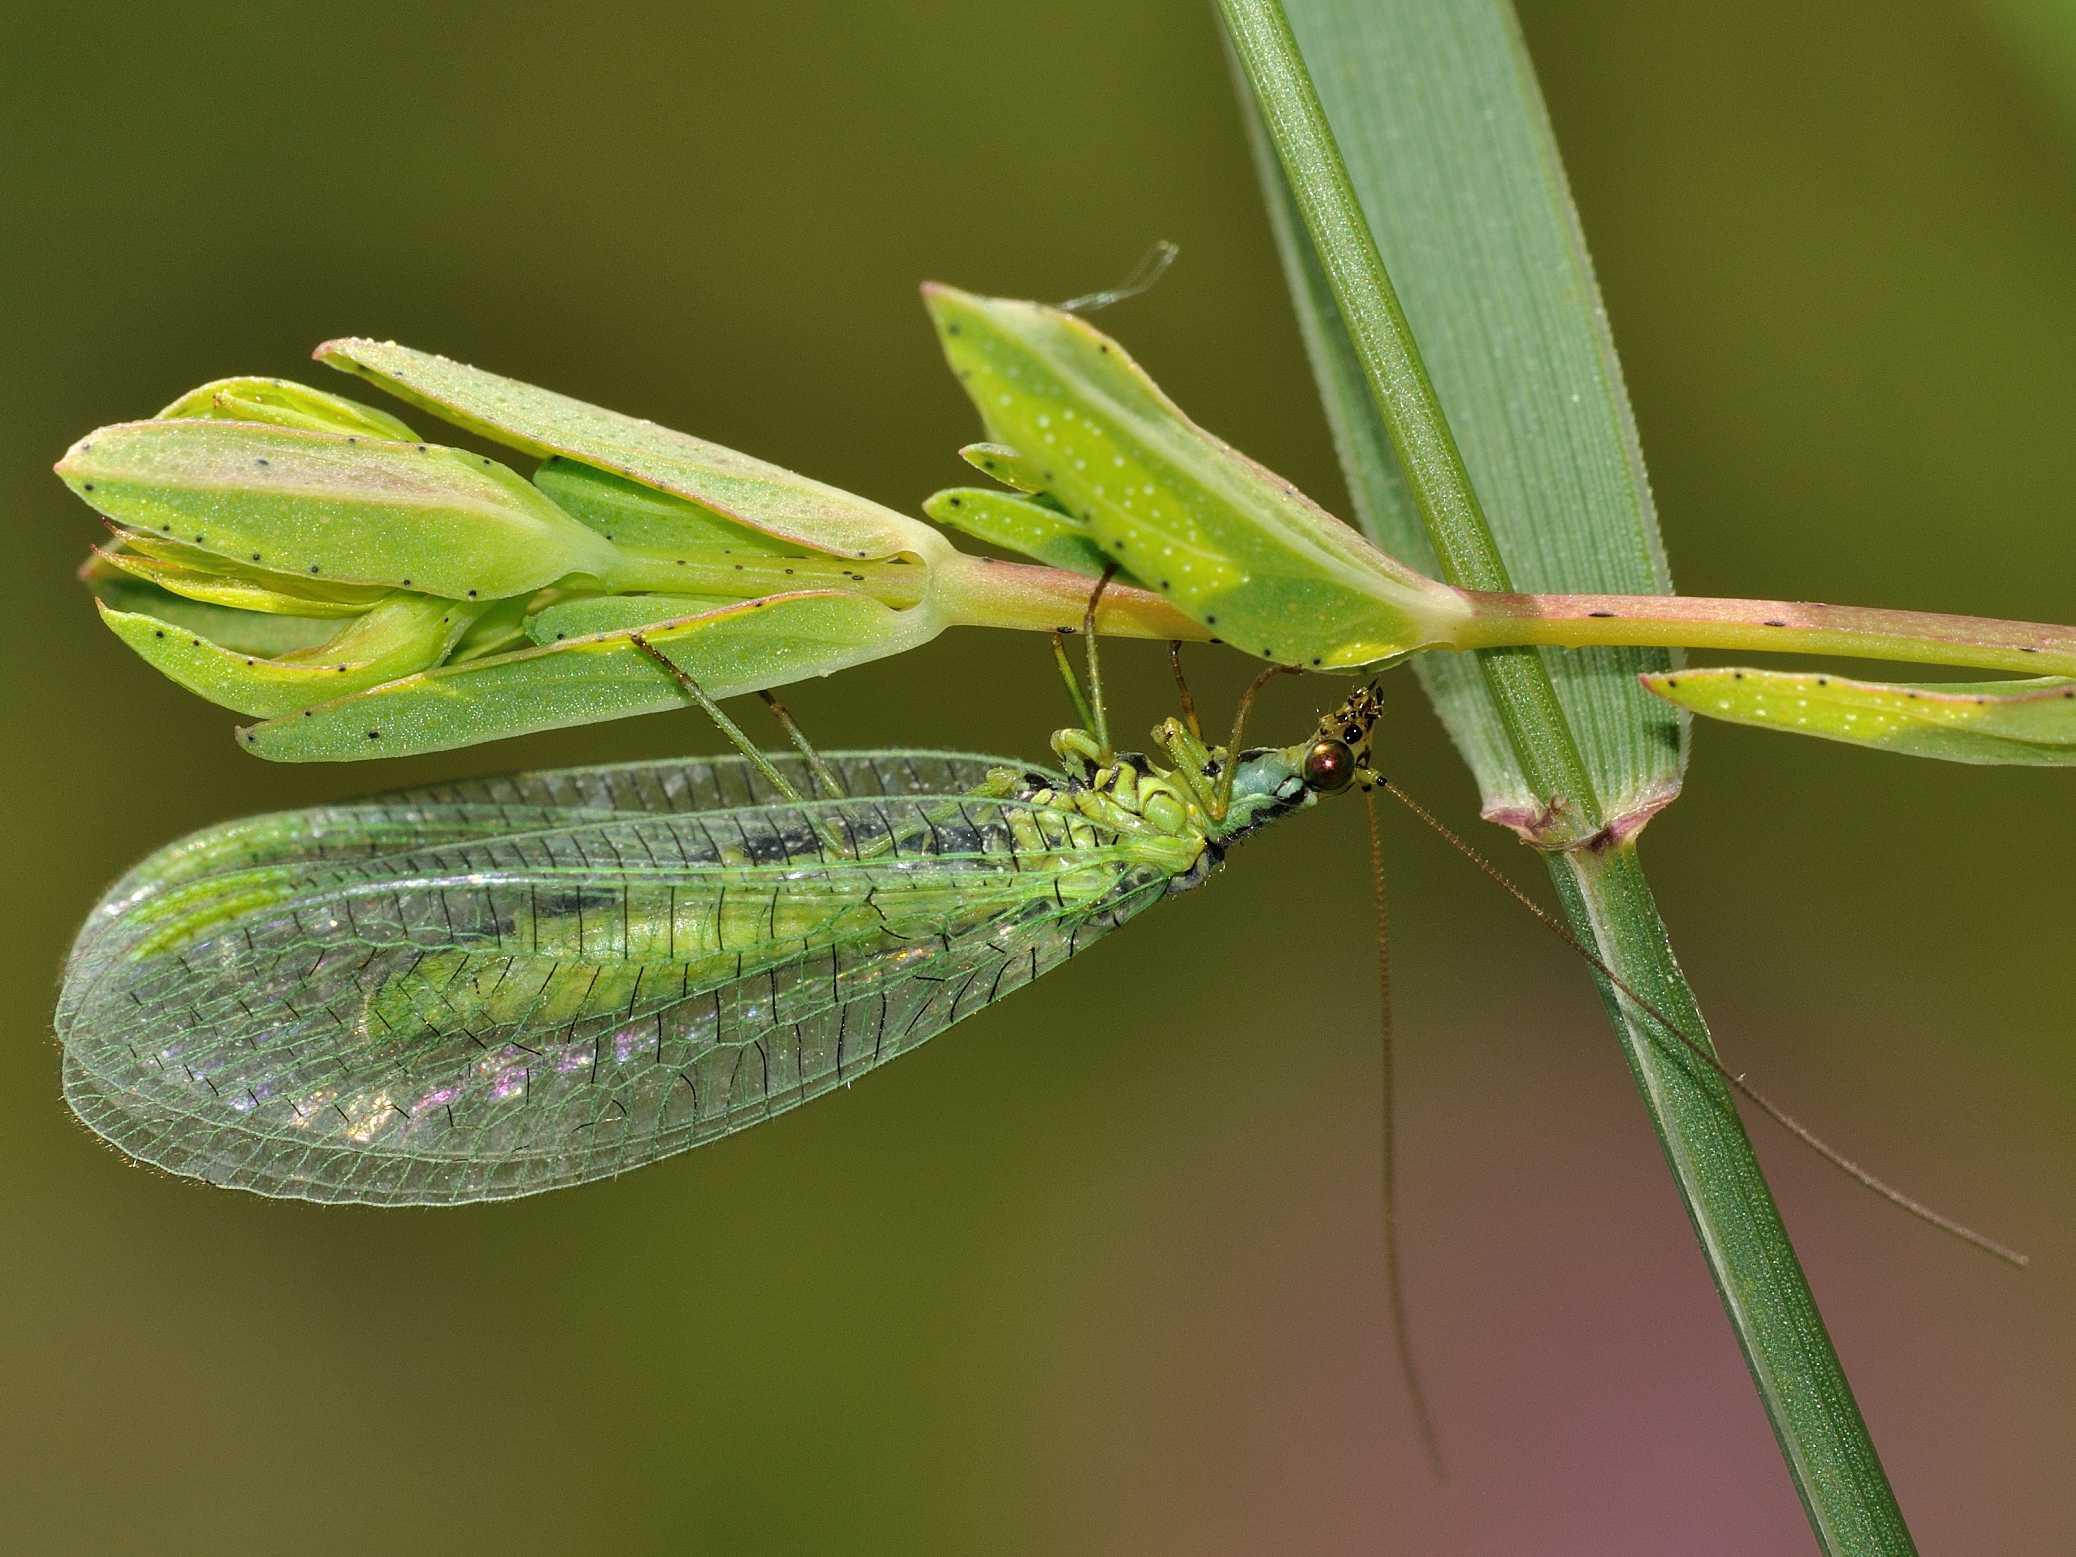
[1301,738,1355,793]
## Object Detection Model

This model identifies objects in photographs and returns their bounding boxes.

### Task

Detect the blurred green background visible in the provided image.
[4,3,2071,1552]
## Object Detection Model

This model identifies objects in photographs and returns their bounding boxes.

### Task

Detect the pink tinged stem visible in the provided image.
[929,552,1211,641]
[1454,590,2076,678]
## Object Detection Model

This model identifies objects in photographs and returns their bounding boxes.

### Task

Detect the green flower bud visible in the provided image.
[59,419,618,600]
[64,347,1203,761]
[920,284,1472,670]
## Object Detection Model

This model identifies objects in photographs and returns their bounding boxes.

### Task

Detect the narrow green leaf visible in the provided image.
[316,338,944,563]
[236,591,944,761]
[1646,666,2076,764]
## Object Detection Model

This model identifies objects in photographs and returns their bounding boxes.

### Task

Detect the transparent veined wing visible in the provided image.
[58,751,1184,1206]
[84,750,1005,906]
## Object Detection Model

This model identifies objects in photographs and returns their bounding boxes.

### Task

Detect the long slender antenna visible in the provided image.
[1377,780,2029,1268]
[1366,791,1446,1478]
[1055,240,1180,313]
[627,632,812,809]
[757,690,847,800]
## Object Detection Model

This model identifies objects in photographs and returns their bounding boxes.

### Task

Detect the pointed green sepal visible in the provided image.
[957,441,1046,492]
[83,577,340,659]
[98,594,481,718]
[923,487,1120,579]
[157,377,419,440]
[91,535,392,617]
[1642,667,2076,765]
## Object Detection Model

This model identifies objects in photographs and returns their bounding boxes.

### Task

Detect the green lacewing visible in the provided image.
[56,687,1382,1206]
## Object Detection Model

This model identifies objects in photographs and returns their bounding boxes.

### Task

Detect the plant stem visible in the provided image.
[929,553,1211,640]
[1222,1,1917,1549]
[1457,589,2076,676]
[597,548,1209,644]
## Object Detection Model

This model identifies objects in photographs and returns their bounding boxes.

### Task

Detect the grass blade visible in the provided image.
[1222,2,1918,1549]
[1226,0,1682,837]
